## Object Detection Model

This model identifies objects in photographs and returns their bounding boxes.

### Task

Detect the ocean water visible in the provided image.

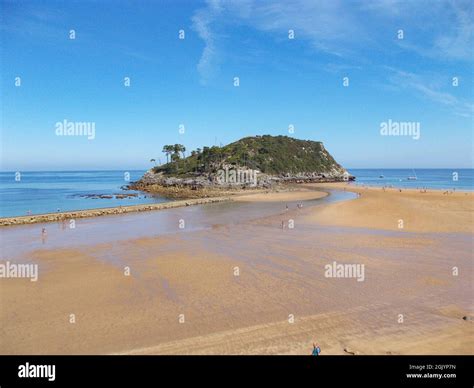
[0,170,168,218]
[0,189,357,258]
[0,169,472,218]
[348,169,474,191]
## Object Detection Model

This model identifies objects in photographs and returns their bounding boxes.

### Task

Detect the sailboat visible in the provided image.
[407,169,417,180]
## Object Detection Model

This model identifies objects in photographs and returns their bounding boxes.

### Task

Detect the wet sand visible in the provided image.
[0,196,232,227]
[234,190,328,202]
[0,187,472,355]
[306,182,474,233]
[0,188,327,227]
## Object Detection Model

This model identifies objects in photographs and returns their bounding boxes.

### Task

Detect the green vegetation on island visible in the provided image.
[151,135,347,178]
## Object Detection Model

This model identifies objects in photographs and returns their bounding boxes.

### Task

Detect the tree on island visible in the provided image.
[151,136,350,180]
[173,144,186,159]
[162,145,174,163]
[162,144,186,164]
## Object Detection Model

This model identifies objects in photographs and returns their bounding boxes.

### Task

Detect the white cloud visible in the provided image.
[192,0,473,82]
[192,0,473,119]
[191,0,224,84]
[433,1,473,61]
[191,0,367,82]
[389,69,473,117]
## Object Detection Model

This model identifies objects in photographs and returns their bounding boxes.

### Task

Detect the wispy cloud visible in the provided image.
[192,0,473,117]
[393,0,474,61]
[230,0,366,56]
[389,69,473,117]
[433,1,473,61]
[192,0,473,75]
[0,4,68,39]
[191,0,369,83]
[191,0,224,85]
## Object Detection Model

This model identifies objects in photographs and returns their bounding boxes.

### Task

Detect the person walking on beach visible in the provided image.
[312,343,321,356]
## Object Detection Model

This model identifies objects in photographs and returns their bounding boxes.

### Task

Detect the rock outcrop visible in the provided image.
[130,135,354,194]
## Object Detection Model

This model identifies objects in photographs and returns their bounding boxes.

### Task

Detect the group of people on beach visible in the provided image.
[312,343,321,356]
[443,189,456,195]
[281,203,304,229]
[285,203,304,211]
[379,185,459,195]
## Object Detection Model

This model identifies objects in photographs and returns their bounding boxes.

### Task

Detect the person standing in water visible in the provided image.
[312,343,321,356]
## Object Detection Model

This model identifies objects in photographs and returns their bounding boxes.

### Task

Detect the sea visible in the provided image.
[0,169,472,218]
[0,170,167,218]
[348,168,474,191]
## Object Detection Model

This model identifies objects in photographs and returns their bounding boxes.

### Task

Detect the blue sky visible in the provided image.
[1,0,473,170]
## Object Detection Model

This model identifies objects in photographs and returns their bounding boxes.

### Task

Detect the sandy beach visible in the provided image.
[306,182,474,233]
[234,190,328,202]
[1,186,472,355]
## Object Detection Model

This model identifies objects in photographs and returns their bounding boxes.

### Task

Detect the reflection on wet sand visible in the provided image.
[0,187,472,355]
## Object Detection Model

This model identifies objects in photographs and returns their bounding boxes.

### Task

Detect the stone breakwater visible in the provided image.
[0,197,232,227]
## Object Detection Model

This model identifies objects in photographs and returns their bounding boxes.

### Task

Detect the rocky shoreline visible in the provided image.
[76,193,140,200]
[128,169,354,199]
[0,196,233,227]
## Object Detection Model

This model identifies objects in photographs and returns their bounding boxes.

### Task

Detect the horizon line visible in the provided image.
[1,167,473,173]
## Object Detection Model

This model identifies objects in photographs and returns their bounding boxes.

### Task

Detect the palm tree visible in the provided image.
[173,144,182,158]
[162,145,173,163]
[150,158,156,165]
[167,145,175,162]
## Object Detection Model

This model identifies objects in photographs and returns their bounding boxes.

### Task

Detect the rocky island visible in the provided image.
[129,135,354,198]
